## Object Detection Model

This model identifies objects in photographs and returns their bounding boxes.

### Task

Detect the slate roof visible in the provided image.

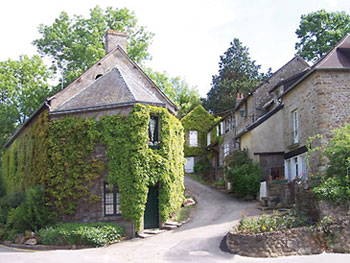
[53,67,164,113]
[280,33,350,98]
[269,69,310,93]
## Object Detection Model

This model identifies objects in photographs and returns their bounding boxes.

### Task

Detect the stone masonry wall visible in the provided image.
[283,69,350,174]
[226,227,323,257]
[226,219,350,257]
[316,69,350,141]
[282,73,321,174]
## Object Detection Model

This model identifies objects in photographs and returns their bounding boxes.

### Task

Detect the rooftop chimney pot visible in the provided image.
[105,30,127,54]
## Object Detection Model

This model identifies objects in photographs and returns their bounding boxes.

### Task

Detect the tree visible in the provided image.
[0,55,52,146]
[295,10,350,62]
[33,6,154,88]
[203,38,268,114]
[144,68,201,117]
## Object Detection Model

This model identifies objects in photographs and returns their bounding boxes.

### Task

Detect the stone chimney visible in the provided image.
[236,93,244,104]
[105,30,127,54]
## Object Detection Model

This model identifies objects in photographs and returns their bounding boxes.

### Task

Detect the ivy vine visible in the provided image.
[2,104,185,230]
[181,105,219,156]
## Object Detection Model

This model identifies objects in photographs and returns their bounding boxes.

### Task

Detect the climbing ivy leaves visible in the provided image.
[2,104,185,230]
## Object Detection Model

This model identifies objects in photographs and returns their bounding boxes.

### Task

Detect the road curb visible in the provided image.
[1,241,88,251]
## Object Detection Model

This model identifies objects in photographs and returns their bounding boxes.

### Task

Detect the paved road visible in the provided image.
[2,176,350,262]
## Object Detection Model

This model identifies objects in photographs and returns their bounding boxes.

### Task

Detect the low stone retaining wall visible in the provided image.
[226,218,350,257]
[226,227,322,257]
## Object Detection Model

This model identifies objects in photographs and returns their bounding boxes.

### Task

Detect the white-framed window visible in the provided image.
[220,122,224,134]
[189,131,198,147]
[104,182,121,216]
[216,125,221,136]
[292,110,299,144]
[284,153,308,181]
[149,116,159,148]
[300,155,308,180]
[224,144,230,157]
[207,132,211,146]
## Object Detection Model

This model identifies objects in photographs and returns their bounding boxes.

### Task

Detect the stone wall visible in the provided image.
[282,69,350,174]
[226,219,350,257]
[316,69,350,140]
[282,73,321,173]
[318,200,350,220]
[226,227,323,257]
[267,180,293,206]
[294,186,320,221]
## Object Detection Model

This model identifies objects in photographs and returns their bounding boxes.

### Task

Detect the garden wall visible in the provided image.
[226,227,322,257]
[226,218,350,257]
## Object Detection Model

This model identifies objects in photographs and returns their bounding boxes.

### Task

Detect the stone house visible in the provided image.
[220,34,350,205]
[2,31,184,237]
[273,34,350,181]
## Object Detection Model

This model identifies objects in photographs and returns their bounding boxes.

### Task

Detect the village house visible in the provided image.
[208,34,350,206]
[276,34,350,181]
[2,31,185,237]
[207,56,309,187]
[181,105,217,174]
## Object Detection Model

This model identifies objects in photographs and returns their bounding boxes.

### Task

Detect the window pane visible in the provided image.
[149,117,158,143]
[189,131,198,146]
[105,204,114,215]
[105,193,114,204]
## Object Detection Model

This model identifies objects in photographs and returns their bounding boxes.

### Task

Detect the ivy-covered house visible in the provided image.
[2,31,185,237]
[180,105,217,174]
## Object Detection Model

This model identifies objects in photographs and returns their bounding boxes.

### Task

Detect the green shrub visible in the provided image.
[225,151,262,198]
[312,176,350,204]
[324,123,350,178]
[38,222,124,247]
[4,185,54,236]
[311,124,350,204]
[194,157,210,173]
[0,191,25,226]
[234,210,310,234]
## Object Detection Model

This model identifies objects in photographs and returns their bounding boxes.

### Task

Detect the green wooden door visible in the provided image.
[144,186,159,229]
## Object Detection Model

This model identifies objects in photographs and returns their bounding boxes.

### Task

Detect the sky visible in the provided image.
[0,0,350,97]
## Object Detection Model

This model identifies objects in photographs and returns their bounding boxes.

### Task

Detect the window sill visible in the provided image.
[149,145,160,150]
[104,214,122,217]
